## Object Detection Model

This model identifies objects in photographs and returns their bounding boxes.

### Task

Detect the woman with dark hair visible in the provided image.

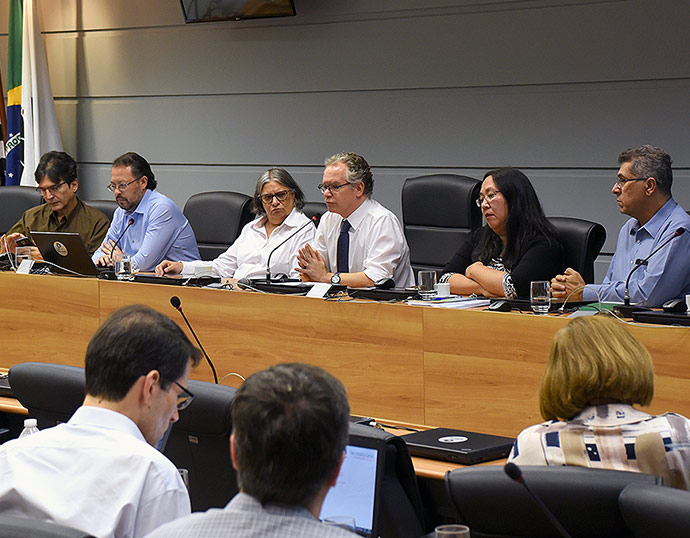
[156,167,314,281]
[440,167,564,297]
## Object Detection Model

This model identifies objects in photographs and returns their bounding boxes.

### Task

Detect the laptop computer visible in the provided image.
[633,311,690,326]
[402,427,514,464]
[31,231,99,276]
[319,429,385,538]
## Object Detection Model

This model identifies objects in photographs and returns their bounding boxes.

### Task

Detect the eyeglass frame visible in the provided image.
[613,177,647,189]
[476,190,502,207]
[258,189,293,204]
[164,378,195,410]
[35,181,68,196]
[107,177,142,193]
[318,182,352,194]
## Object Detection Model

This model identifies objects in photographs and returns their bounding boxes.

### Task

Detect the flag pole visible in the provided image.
[0,68,6,146]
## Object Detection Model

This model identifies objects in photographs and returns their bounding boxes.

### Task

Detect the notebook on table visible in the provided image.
[31,231,100,276]
[319,429,385,537]
[402,427,514,464]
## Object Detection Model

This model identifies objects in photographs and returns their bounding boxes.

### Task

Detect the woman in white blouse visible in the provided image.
[156,168,315,282]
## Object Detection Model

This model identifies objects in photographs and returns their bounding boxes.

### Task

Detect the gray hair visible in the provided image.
[251,167,306,216]
[324,152,374,196]
[618,145,673,197]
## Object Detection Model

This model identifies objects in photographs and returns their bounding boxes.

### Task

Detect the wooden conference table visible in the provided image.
[2,272,690,442]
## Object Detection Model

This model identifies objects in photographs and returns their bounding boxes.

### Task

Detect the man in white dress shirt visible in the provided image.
[297,152,414,288]
[0,305,201,538]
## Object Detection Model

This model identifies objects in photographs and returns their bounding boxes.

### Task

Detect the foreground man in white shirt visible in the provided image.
[297,152,414,288]
[0,305,202,538]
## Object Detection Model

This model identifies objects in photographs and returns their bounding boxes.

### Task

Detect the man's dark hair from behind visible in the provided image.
[618,145,673,196]
[84,304,201,401]
[232,363,350,507]
[34,151,78,186]
[112,152,158,190]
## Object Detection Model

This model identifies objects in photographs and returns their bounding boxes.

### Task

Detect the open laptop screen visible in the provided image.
[319,433,384,537]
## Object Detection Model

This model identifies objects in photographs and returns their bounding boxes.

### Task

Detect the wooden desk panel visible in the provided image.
[99,282,426,423]
[0,273,99,368]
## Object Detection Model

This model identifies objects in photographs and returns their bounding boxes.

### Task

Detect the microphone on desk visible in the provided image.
[263,216,317,283]
[109,218,135,265]
[617,227,685,317]
[170,296,218,384]
[504,463,573,538]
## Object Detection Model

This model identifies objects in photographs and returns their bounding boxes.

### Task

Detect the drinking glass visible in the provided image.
[15,246,33,268]
[435,524,471,537]
[418,270,438,300]
[114,253,135,281]
[530,280,551,314]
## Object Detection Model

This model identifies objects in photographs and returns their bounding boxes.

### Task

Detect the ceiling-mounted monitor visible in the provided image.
[180,0,296,23]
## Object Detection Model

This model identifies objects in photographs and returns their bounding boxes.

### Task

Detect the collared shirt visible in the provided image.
[509,403,690,489]
[92,189,199,271]
[181,209,315,279]
[0,406,190,537]
[583,199,690,306]
[144,492,355,538]
[313,197,414,287]
[8,197,110,255]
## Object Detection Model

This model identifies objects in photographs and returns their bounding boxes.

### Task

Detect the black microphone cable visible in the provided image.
[170,296,218,384]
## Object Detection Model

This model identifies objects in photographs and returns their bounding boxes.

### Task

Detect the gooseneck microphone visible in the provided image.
[621,227,685,313]
[110,218,135,264]
[265,216,317,282]
[504,463,572,538]
[170,296,218,384]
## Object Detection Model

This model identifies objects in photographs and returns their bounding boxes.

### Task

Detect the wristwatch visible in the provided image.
[330,272,341,285]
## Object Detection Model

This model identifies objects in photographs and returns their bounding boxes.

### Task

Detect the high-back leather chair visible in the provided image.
[445,465,659,538]
[0,515,95,538]
[619,483,690,538]
[402,174,481,279]
[9,362,85,429]
[302,201,328,226]
[162,379,238,512]
[84,200,118,222]
[183,192,253,260]
[349,424,426,538]
[0,186,42,236]
[548,216,606,284]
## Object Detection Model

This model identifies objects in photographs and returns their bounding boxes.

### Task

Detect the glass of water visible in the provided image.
[114,253,135,281]
[15,246,33,267]
[418,270,438,300]
[530,280,551,314]
[435,524,471,537]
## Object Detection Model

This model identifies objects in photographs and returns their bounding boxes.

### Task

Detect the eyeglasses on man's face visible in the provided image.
[259,190,292,204]
[168,379,195,410]
[36,181,67,196]
[107,177,141,193]
[318,182,350,194]
[476,190,502,207]
[613,177,647,189]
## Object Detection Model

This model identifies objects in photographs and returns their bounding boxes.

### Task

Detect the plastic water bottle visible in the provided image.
[18,418,39,438]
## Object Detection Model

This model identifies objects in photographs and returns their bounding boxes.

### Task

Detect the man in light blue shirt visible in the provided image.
[552,145,690,307]
[93,152,199,271]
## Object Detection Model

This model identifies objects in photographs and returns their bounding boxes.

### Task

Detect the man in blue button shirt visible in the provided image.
[552,145,690,307]
[93,152,199,271]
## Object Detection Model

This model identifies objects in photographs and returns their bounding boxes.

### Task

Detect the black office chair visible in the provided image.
[619,482,690,538]
[84,199,118,222]
[302,201,328,226]
[350,423,427,538]
[401,174,482,278]
[162,379,238,512]
[445,465,660,538]
[0,186,42,236]
[183,191,253,260]
[9,362,85,429]
[548,216,606,284]
[0,515,95,538]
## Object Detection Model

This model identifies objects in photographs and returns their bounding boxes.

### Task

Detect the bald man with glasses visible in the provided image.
[0,151,109,257]
[552,145,690,307]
